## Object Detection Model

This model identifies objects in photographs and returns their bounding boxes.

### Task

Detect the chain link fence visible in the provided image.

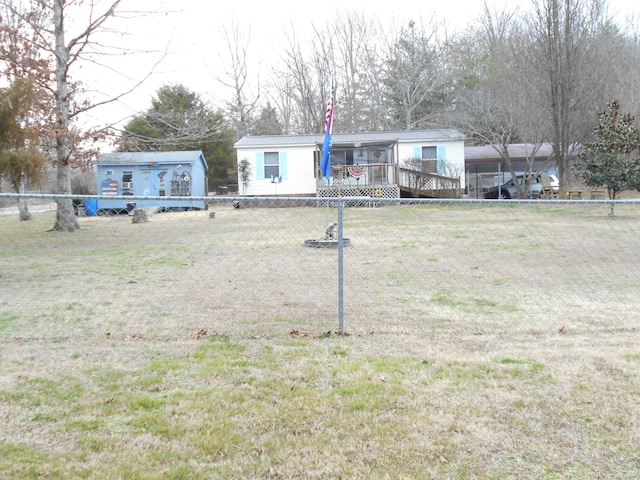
[1,193,638,342]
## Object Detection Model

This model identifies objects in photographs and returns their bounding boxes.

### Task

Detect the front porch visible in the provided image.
[316,163,400,198]
[316,163,461,198]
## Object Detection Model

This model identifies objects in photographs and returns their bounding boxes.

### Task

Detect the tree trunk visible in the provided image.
[51,0,79,232]
[17,176,32,221]
[53,157,78,231]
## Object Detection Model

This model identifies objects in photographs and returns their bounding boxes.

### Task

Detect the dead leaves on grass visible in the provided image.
[193,328,226,340]
[103,327,350,345]
[291,329,350,338]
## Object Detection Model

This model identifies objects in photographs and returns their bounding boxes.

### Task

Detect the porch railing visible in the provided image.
[316,164,461,199]
[316,163,398,189]
[398,167,461,198]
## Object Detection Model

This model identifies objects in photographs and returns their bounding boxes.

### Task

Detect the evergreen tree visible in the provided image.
[576,101,640,214]
[252,102,284,135]
[119,84,236,190]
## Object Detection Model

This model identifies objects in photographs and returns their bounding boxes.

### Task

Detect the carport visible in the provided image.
[465,144,556,199]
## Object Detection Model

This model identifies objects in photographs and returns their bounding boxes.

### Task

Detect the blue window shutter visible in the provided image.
[414,147,422,159]
[256,152,264,180]
[279,152,288,179]
[437,146,446,174]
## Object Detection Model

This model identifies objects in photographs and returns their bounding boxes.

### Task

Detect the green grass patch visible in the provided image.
[0,310,18,331]
[0,332,636,478]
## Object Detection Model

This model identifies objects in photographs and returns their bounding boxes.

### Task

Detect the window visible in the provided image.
[171,171,191,196]
[421,146,437,160]
[420,147,438,173]
[122,171,133,189]
[414,146,446,174]
[256,152,287,180]
[264,152,280,178]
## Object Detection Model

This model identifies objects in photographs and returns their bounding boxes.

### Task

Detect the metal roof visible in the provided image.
[97,151,207,168]
[234,129,465,148]
[465,144,555,162]
[465,144,557,174]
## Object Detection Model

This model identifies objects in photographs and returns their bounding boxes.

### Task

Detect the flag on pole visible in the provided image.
[320,89,334,179]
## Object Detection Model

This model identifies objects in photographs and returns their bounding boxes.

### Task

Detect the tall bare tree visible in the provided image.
[451,4,549,197]
[0,0,159,231]
[272,28,331,134]
[382,19,451,130]
[215,21,260,140]
[271,12,383,134]
[526,0,614,195]
[323,11,377,132]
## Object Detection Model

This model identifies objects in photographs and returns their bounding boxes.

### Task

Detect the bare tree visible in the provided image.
[323,11,377,132]
[381,18,451,130]
[271,11,384,135]
[526,0,614,196]
[265,75,295,134]
[451,4,548,197]
[451,0,638,197]
[271,28,330,134]
[0,0,162,232]
[214,21,260,140]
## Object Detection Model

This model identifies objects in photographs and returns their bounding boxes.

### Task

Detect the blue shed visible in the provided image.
[95,151,208,212]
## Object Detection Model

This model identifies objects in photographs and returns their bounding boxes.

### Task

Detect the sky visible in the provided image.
[74,0,639,140]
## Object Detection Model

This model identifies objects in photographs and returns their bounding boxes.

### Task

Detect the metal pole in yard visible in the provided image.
[337,199,345,332]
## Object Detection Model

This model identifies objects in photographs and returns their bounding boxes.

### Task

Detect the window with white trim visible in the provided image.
[264,152,280,178]
[421,147,437,173]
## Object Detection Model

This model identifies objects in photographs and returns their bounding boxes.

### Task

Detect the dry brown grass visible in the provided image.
[1,200,639,478]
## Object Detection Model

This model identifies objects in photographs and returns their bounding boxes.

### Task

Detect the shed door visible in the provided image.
[140,170,157,196]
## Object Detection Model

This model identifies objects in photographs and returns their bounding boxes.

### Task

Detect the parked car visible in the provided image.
[484,174,559,199]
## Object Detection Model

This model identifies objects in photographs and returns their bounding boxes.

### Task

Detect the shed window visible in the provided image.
[171,171,191,196]
[122,171,133,184]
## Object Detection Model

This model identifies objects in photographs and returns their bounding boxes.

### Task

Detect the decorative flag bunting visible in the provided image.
[320,89,335,179]
[346,164,368,178]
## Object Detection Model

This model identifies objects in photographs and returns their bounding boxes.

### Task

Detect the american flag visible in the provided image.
[320,89,335,179]
[101,179,118,196]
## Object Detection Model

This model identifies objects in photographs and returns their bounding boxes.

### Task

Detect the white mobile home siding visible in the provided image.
[238,145,317,196]
[397,140,466,188]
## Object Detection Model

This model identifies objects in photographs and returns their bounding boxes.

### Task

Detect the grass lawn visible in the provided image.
[1,201,639,479]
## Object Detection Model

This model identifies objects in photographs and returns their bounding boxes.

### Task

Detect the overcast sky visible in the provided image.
[75,0,639,138]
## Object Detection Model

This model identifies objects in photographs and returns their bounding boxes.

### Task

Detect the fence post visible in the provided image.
[338,199,345,332]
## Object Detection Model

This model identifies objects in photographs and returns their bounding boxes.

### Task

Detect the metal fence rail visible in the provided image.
[1,193,639,339]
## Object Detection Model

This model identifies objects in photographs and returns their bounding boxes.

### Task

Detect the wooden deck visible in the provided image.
[317,164,461,199]
[398,168,461,198]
